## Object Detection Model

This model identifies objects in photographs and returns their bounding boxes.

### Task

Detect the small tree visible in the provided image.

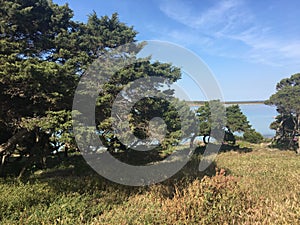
[196,100,226,144]
[226,105,251,133]
[243,129,264,144]
[196,102,260,145]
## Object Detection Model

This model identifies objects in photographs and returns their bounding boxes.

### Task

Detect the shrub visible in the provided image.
[243,129,264,143]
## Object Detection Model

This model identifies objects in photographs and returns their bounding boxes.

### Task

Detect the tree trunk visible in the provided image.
[18,155,35,179]
[190,134,197,148]
[17,131,50,178]
[0,129,28,155]
[0,154,7,176]
[64,144,69,158]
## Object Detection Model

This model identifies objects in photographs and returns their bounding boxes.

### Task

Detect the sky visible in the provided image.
[53,0,300,101]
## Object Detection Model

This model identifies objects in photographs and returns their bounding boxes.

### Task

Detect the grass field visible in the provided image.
[0,142,299,224]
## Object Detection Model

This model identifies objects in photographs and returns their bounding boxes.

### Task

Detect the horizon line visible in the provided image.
[186,100,266,106]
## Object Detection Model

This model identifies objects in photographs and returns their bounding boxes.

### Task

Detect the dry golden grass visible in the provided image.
[216,145,300,224]
[92,144,300,224]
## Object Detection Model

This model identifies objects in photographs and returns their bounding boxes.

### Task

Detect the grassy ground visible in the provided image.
[0,142,299,224]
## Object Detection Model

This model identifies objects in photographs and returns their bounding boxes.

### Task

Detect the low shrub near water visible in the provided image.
[243,129,264,143]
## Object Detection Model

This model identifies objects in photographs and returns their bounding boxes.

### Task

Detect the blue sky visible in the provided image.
[53,0,300,101]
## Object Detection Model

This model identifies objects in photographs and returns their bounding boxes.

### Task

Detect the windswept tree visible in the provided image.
[266,73,300,153]
[196,101,260,145]
[0,0,196,176]
[0,0,136,175]
[93,58,196,155]
[0,0,82,175]
[225,104,264,144]
[269,114,295,148]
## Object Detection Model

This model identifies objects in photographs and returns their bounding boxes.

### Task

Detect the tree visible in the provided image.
[196,100,226,144]
[92,56,197,156]
[243,129,263,144]
[269,114,296,148]
[0,0,138,175]
[226,105,251,133]
[0,0,195,175]
[0,0,77,175]
[266,73,300,153]
[196,102,259,145]
[226,104,265,144]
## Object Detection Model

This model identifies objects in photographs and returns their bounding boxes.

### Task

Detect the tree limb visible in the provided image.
[0,129,28,155]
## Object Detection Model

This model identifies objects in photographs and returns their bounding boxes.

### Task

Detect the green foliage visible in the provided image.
[266,73,300,152]
[196,102,211,137]
[0,0,145,175]
[94,58,191,153]
[0,0,136,127]
[0,0,198,176]
[21,110,76,152]
[196,101,256,145]
[243,129,264,143]
[266,73,300,114]
[226,104,251,133]
[269,114,298,149]
[196,100,226,143]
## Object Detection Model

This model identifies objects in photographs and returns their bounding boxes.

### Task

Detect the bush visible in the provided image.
[243,129,264,143]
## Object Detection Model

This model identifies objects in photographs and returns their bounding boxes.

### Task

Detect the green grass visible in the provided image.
[0,143,299,224]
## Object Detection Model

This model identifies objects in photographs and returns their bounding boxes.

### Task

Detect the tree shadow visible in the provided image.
[27,151,221,198]
[0,148,236,204]
[268,140,298,152]
[194,144,252,155]
[220,144,252,153]
[0,153,91,179]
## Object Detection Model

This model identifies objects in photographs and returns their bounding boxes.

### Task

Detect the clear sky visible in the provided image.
[53,0,300,101]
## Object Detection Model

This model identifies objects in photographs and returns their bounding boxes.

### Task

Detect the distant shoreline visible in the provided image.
[187,100,266,106]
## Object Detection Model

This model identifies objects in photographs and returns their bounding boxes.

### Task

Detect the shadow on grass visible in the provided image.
[0,150,232,223]
[29,152,218,199]
[195,144,252,155]
[1,148,233,201]
[268,141,299,153]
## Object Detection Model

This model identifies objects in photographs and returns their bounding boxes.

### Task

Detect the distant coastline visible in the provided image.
[187,100,266,107]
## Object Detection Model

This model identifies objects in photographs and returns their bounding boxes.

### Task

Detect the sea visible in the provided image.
[191,104,277,138]
[239,104,277,138]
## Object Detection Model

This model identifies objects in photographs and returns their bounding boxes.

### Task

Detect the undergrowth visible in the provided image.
[0,144,299,224]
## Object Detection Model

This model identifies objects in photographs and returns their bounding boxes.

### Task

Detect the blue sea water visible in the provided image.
[239,104,277,137]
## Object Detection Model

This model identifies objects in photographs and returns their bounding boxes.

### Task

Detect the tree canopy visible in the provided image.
[266,73,300,153]
[196,100,225,144]
[196,101,260,144]
[226,104,251,133]
[0,0,197,176]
